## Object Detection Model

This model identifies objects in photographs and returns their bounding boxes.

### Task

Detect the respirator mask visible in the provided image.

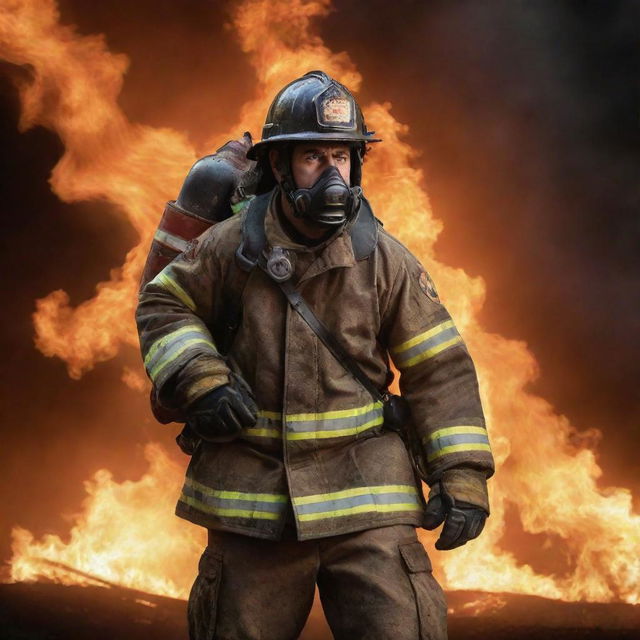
[284,164,362,227]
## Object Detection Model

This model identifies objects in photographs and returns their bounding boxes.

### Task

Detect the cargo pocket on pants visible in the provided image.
[188,546,223,640]
[399,541,448,640]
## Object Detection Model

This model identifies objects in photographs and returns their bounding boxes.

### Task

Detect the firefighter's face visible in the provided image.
[291,142,351,188]
[270,142,351,188]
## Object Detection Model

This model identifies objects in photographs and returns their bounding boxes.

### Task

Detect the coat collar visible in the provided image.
[264,190,356,283]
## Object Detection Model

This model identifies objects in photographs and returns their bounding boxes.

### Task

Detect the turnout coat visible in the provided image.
[136,191,494,541]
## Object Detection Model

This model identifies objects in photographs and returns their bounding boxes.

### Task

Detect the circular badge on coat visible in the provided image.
[419,270,440,303]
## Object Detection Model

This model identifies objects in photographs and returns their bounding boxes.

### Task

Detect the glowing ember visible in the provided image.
[1,0,638,605]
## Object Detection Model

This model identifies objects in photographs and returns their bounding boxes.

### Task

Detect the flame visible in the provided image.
[1,0,639,607]
[10,444,204,598]
[0,0,196,378]
[451,593,507,617]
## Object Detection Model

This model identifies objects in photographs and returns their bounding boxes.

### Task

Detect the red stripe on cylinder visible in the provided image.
[160,201,213,240]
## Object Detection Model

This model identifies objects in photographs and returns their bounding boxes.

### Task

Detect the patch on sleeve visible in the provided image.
[419,270,440,303]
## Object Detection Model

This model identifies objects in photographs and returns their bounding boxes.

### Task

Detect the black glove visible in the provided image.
[423,468,489,550]
[187,375,258,442]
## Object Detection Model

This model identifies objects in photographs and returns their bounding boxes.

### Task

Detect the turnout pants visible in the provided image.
[188,524,447,640]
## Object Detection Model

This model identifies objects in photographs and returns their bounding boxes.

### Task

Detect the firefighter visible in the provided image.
[136,70,494,640]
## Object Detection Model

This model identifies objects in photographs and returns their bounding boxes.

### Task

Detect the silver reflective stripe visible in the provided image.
[424,426,491,462]
[243,403,385,441]
[145,328,209,370]
[396,326,459,364]
[154,228,189,252]
[392,322,463,370]
[144,325,211,368]
[144,325,216,385]
[292,485,421,522]
[296,491,419,515]
[180,478,288,521]
[286,402,384,441]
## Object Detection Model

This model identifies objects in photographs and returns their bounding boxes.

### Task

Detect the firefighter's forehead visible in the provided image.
[293,142,351,155]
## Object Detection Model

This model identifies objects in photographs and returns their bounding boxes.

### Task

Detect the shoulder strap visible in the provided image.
[350,196,379,261]
[214,261,250,356]
[263,261,384,403]
[235,191,271,271]
[213,193,270,354]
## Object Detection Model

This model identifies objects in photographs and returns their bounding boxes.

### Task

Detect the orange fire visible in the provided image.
[1,0,638,606]
[11,444,205,598]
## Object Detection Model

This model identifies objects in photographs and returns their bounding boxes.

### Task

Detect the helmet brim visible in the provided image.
[247,132,382,160]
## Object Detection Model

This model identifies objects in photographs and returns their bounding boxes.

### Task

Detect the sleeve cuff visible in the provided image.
[181,373,230,408]
[174,354,231,408]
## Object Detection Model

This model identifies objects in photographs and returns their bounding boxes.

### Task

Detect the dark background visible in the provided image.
[1,0,638,568]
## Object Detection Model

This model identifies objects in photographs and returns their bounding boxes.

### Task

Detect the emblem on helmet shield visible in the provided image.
[316,84,355,128]
[323,97,352,124]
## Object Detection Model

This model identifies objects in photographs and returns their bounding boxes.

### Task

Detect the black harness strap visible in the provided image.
[349,196,379,261]
[235,192,271,271]
[266,270,385,403]
[214,193,271,354]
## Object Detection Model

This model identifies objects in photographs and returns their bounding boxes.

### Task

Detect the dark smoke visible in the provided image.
[322,0,640,491]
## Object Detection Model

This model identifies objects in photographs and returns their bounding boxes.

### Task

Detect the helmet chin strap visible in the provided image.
[277,150,362,228]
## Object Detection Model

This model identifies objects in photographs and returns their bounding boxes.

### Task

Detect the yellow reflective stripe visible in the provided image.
[245,428,281,438]
[286,415,383,440]
[259,410,282,420]
[244,410,283,439]
[293,484,417,506]
[241,405,386,441]
[297,503,421,522]
[402,335,463,368]
[149,337,215,381]
[179,494,280,521]
[144,325,190,368]
[426,426,488,442]
[426,443,492,462]
[286,401,383,422]
[293,485,421,521]
[143,325,208,368]
[153,271,196,311]
[391,320,455,355]
[184,477,287,503]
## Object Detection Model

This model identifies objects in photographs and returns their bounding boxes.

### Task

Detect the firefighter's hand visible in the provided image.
[423,468,489,550]
[187,378,258,442]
